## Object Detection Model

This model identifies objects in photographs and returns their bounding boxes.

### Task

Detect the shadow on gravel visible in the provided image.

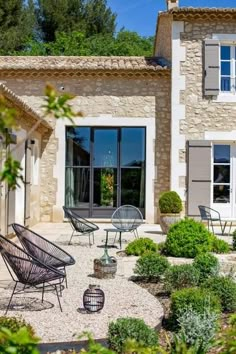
[0,296,53,312]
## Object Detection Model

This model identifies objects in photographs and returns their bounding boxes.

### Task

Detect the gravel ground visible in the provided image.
[0,223,164,343]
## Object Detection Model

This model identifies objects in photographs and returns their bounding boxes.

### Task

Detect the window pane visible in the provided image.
[66,127,90,166]
[121,168,145,208]
[121,128,145,167]
[221,46,230,60]
[94,129,117,167]
[214,165,230,183]
[214,145,230,163]
[93,168,117,207]
[221,62,230,75]
[221,77,231,92]
[65,167,90,207]
[213,185,230,203]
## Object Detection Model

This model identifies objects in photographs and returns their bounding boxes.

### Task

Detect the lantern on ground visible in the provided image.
[83,284,105,313]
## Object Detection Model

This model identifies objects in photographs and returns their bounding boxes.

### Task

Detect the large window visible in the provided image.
[220,45,236,92]
[213,145,230,203]
[65,126,146,217]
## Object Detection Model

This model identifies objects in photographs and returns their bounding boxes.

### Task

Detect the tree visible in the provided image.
[36,0,116,42]
[0,0,35,54]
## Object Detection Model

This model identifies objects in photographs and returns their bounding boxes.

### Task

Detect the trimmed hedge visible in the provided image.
[165,218,213,258]
[159,191,182,214]
[134,253,170,280]
[193,252,219,283]
[164,264,200,292]
[125,238,158,256]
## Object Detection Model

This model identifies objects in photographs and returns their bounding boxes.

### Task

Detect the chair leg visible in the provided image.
[113,232,118,245]
[64,267,68,289]
[55,285,63,312]
[68,230,75,245]
[119,232,122,249]
[92,232,95,244]
[88,233,91,247]
[42,283,45,303]
[5,282,17,315]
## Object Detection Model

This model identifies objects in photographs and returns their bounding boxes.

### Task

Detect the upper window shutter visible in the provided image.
[187,140,212,216]
[204,40,220,96]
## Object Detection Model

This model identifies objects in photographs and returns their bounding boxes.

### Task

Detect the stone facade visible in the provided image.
[1,71,171,223]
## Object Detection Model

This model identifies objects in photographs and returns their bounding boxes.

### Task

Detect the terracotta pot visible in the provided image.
[159,214,182,234]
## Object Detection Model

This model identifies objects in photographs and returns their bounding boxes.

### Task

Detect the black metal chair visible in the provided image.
[198,205,224,234]
[12,223,75,288]
[0,234,65,314]
[110,205,143,247]
[63,206,99,245]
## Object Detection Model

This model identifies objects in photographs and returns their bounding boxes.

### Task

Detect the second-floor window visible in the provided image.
[221,45,236,93]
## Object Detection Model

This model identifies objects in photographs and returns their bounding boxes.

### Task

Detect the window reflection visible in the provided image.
[121,128,145,167]
[213,185,230,204]
[214,145,230,163]
[214,165,230,183]
[66,127,90,166]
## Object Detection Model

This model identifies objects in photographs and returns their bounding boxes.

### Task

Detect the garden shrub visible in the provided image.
[170,287,221,324]
[165,218,213,258]
[233,229,236,250]
[193,252,219,283]
[202,276,236,312]
[159,191,182,214]
[0,316,35,337]
[125,238,158,256]
[157,242,167,255]
[134,253,170,280]
[0,327,39,354]
[107,317,158,353]
[211,237,230,253]
[164,264,200,292]
[176,307,219,353]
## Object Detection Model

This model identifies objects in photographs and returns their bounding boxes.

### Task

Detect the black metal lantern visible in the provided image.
[83,284,105,313]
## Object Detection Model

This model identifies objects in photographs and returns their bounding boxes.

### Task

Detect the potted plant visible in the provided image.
[158,191,183,234]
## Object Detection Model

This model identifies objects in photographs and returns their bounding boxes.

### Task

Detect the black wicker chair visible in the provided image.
[0,234,65,314]
[12,223,75,288]
[63,206,99,245]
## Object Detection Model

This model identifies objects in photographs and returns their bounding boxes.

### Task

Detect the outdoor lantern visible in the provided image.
[83,284,105,313]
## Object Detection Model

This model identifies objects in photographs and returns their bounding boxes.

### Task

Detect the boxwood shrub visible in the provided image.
[193,252,219,283]
[164,264,200,292]
[159,191,182,214]
[212,237,230,254]
[201,276,236,312]
[125,238,158,256]
[170,287,221,325]
[108,317,158,353]
[134,253,170,280]
[0,316,35,337]
[165,218,213,258]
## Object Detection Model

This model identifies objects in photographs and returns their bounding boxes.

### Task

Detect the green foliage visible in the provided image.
[165,219,213,258]
[0,0,35,54]
[201,276,236,312]
[79,332,115,353]
[0,326,39,354]
[170,288,221,325]
[176,307,219,353]
[211,237,230,253]
[107,317,158,353]
[215,314,236,354]
[193,253,219,283]
[232,229,236,250]
[0,156,23,190]
[134,253,170,280]
[100,169,114,206]
[157,242,167,255]
[0,316,35,337]
[126,238,158,256]
[36,0,116,42]
[164,264,200,292]
[159,191,182,214]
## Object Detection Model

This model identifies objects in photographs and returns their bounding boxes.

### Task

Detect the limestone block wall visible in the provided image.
[2,74,171,222]
[176,21,236,194]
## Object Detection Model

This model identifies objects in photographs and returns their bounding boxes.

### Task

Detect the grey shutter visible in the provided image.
[204,40,220,96]
[187,140,212,216]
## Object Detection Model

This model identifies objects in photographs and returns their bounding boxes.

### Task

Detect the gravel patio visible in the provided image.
[0,222,165,343]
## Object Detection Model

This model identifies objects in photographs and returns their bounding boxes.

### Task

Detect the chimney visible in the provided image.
[166,0,179,10]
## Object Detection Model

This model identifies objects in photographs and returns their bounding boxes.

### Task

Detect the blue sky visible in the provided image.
[107,0,236,37]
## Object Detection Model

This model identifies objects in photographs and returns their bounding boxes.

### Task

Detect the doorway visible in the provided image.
[65,126,146,218]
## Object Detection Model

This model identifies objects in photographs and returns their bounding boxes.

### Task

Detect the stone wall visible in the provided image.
[178,20,236,185]
[1,74,171,222]
[154,14,172,61]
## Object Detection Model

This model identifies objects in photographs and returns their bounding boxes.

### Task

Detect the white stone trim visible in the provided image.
[205,130,236,141]
[214,93,236,102]
[213,34,236,42]
[171,21,186,200]
[54,116,156,223]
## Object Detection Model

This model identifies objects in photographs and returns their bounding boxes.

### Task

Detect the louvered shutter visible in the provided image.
[187,140,212,216]
[24,141,31,226]
[204,40,220,96]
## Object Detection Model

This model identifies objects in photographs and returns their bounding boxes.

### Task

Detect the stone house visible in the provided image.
[1,0,236,233]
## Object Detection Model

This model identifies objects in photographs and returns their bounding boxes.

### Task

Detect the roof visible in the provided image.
[160,7,236,21]
[0,56,170,73]
[0,83,51,130]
